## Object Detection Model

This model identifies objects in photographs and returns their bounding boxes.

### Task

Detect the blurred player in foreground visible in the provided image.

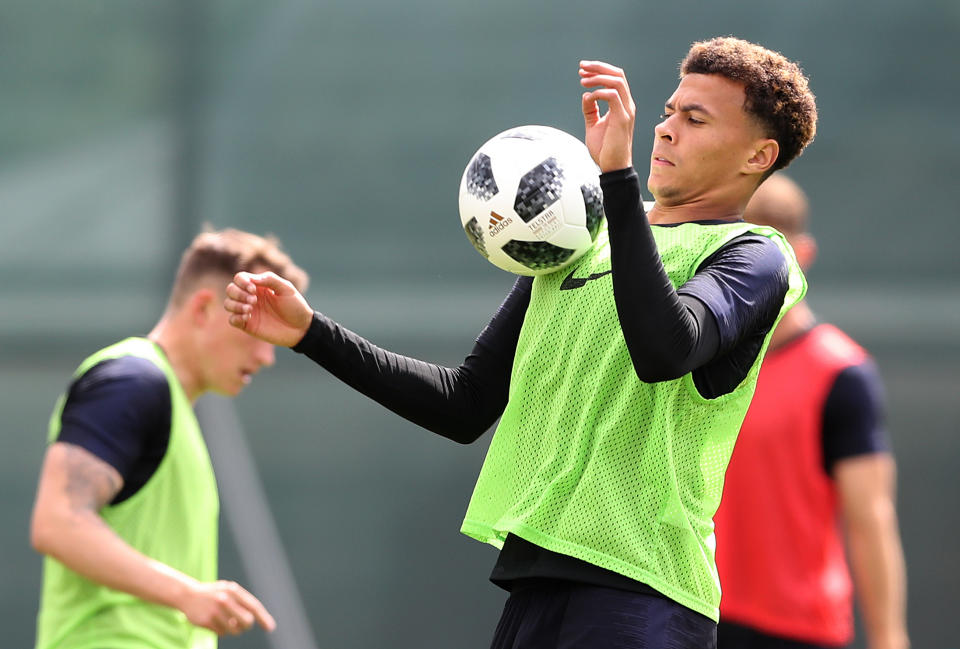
[715,174,909,649]
[225,38,815,648]
[30,229,307,649]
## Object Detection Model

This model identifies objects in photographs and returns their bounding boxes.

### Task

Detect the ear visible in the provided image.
[790,233,817,271]
[187,288,217,325]
[743,138,779,177]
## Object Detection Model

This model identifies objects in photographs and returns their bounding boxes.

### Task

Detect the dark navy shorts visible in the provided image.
[490,579,717,649]
[717,621,846,649]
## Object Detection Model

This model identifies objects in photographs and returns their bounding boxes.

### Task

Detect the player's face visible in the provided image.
[647,73,767,205]
[200,287,276,397]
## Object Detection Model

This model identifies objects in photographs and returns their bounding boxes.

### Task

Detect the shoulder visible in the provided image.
[68,355,170,410]
[805,324,869,369]
[709,233,788,276]
[830,358,885,404]
[59,355,173,496]
[685,233,788,315]
[693,233,789,303]
[821,356,889,468]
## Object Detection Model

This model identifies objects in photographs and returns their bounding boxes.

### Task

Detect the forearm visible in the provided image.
[33,507,195,610]
[836,453,910,649]
[34,434,273,635]
[602,168,718,380]
[846,506,910,649]
[292,313,509,443]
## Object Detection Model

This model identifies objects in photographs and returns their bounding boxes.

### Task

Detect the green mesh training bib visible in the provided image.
[461,220,805,621]
[36,338,219,649]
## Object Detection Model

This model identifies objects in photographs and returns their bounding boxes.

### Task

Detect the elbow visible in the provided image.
[634,369,681,384]
[846,498,899,534]
[429,395,503,444]
[30,505,80,557]
[631,358,688,384]
[626,338,693,383]
[30,512,56,556]
[445,421,494,445]
[411,411,492,444]
[454,429,488,445]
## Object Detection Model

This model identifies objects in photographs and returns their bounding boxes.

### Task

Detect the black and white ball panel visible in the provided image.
[513,158,563,224]
[465,153,498,201]
[502,239,576,271]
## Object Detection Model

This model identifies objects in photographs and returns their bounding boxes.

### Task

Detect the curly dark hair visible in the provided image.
[681,37,817,174]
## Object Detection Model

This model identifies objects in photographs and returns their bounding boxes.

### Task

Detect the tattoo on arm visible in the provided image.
[60,444,124,512]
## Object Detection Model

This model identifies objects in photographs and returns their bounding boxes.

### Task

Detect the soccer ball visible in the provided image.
[458,125,605,276]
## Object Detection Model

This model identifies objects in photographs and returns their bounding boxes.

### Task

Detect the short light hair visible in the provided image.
[168,227,308,308]
[744,173,810,236]
[681,37,817,175]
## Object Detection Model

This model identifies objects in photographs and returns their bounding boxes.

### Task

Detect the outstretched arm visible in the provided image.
[225,272,532,443]
[288,277,531,443]
[31,442,276,636]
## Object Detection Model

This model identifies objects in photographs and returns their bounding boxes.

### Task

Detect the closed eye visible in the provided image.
[661,112,704,125]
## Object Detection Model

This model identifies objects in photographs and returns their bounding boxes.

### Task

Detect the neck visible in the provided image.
[769,300,816,351]
[646,178,760,225]
[646,197,747,225]
[148,314,202,403]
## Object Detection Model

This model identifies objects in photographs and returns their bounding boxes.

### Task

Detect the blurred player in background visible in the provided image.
[30,228,308,649]
[225,37,815,648]
[714,174,909,649]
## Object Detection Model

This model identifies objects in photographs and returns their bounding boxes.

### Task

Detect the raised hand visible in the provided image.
[179,579,276,636]
[579,60,636,173]
[224,271,314,348]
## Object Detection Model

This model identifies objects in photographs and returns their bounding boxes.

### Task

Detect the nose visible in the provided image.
[255,341,276,368]
[654,116,674,143]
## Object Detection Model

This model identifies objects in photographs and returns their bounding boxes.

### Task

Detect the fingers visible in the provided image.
[219,592,256,635]
[232,585,277,632]
[226,278,255,305]
[242,271,295,295]
[225,275,258,329]
[579,59,625,75]
[579,60,629,90]
[210,582,276,635]
[229,271,296,302]
[578,59,636,173]
[225,271,298,329]
[578,60,635,116]
[231,271,259,295]
[227,312,250,329]
[582,88,629,121]
[224,288,254,329]
[582,92,602,127]
[224,293,252,314]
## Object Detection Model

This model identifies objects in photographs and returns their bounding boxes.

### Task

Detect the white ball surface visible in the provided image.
[458,125,605,276]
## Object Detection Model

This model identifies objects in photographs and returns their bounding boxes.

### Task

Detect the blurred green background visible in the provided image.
[2,0,958,647]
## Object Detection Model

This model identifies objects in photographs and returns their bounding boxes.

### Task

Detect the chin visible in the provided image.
[647,176,672,201]
[649,184,681,205]
[213,384,244,397]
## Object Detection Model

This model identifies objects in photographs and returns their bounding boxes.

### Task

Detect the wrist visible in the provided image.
[599,167,637,182]
[149,559,199,610]
[868,627,910,649]
[599,160,633,174]
[292,312,319,353]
